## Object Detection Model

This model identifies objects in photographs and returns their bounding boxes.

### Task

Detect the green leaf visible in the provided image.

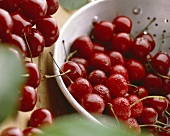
[0,45,26,123]
[60,0,89,11]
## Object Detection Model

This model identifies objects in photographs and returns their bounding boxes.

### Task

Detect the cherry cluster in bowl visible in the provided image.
[60,15,170,135]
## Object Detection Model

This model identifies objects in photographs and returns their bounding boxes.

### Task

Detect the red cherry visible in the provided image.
[112,16,132,34]
[20,0,47,20]
[68,77,93,102]
[80,93,105,114]
[130,86,148,99]
[88,69,107,86]
[106,74,128,97]
[70,57,88,69]
[126,58,146,82]
[157,112,168,126]
[111,32,133,54]
[0,0,21,12]
[19,86,37,112]
[23,127,43,136]
[162,77,170,95]
[93,42,107,53]
[44,30,59,47]
[110,97,131,120]
[92,20,115,43]
[46,0,59,15]
[1,127,23,136]
[29,108,53,128]
[77,63,87,78]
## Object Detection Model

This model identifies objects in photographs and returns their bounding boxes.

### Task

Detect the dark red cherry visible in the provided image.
[19,86,37,112]
[130,86,148,99]
[46,0,59,15]
[151,52,170,75]
[68,77,93,102]
[23,127,43,136]
[162,77,170,95]
[112,32,133,54]
[112,16,132,33]
[0,8,13,39]
[44,30,59,47]
[80,93,105,114]
[106,74,128,97]
[110,97,131,120]
[77,63,87,78]
[137,107,158,125]
[1,127,23,136]
[60,61,82,87]
[93,42,107,53]
[88,69,107,86]
[0,0,20,12]
[93,84,111,104]
[107,50,125,66]
[29,108,53,128]
[70,57,88,69]
[92,20,115,43]
[70,35,94,59]
[26,28,45,58]
[20,0,47,20]
[126,59,146,82]
[25,61,41,89]
[157,112,168,126]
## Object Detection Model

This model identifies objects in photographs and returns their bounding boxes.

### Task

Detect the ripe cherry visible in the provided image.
[162,77,170,95]
[80,93,105,114]
[77,63,87,78]
[93,42,107,53]
[23,127,43,136]
[29,108,53,128]
[157,112,168,126]
[92,20,115,43]
[1,127,23,136]
[0,0,21,12]
[68,77,93,102]
[112,32,133,54]
[70,57,88,69]
[129,86,148,99]
[112,16,132,34]
[46,0,59,15]
[44,30,59,47]
[106,74,128,97]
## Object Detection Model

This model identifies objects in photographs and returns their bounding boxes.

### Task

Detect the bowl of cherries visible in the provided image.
[53,0,170,135]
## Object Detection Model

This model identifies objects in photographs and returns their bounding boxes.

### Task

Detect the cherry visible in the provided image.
[77,63,87,78]
[110,97,131,120]
[26,28,45,58]
[44,30,59,47]
[60,61,82,87]
[23,127,43,136]
[20,0,47,20]
[112,16,132,34]
[68,77,93,102]
[1,127,23,136]
[70,57,88,69]
[88,69,107,86]
[162,77,170,95]
[157,112,168,126]
[70,35,94,59]
[132,37,151,59]
[137,107,158,125]
[126,58,146,82]
[93,84,111,104]
[0,8,13,39]
[19,85,37,112]
[46,0,59,15]
[80,93,105,114]
[111,32,133,54]
[0,0,21,12]
[151,52,170,75]
[107,50,125,66]
[25,61,41,89]
[29,108,53,128]
[93,42,107,53]
[89,52,111,75]
[92,20,115,43]
[129,86,148,99]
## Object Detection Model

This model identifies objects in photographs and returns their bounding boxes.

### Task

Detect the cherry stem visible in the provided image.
[158,32,165,51]
[130,95,166,108]
[156,120,169,127]
[23,33,33,63]
[165,110,170,116]
[65,50,77,62]
[21,73,29,77]
[49,52,74,84]
[127,83,139,89]
[44,69,71,79]
[139,124,167,132]
[62,40,67,60]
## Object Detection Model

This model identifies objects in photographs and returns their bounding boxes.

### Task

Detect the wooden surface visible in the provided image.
[0,5,77,131]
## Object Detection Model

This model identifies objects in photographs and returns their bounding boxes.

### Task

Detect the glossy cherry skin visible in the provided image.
[70,57,88,69]
[162,77,170,95]
[92,20,115,43]
[1,127,23,136]
[157,112,168,125]
[110,97,131,120]
[11,12,32,37]
[88,69,107,86]
[126,59,146,82]
[29,108,53,128]
[70,35,94,59]
[44,30,59,47]
[25,61,41,89]
[60,61,83,87]
[23,127,43,136]
[0,0,21,12]
[26,28,45,58]
[68,77,93,102]
[20,0,47,20]
[151,52,170,75]
[93,42,107,53]
[137,107,158,125]
[112,16,132,34]
[19,86,37,112]
[112,32,133,54]
[46,0,59,15]
[129,86,148,99]
[106,74,128,98]
[0,8,13,39]
[80,93,105,114]
[77,63,87,78]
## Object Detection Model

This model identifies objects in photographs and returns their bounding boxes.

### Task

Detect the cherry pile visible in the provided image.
[0,0,59,135]
[60,16,170,135]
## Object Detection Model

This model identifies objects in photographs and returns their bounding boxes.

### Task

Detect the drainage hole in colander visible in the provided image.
[165,19,168,23]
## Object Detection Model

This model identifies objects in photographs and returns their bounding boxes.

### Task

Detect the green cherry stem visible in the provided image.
[139,124,167,132]
[65,50,77,62]
[165,110,170,116]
